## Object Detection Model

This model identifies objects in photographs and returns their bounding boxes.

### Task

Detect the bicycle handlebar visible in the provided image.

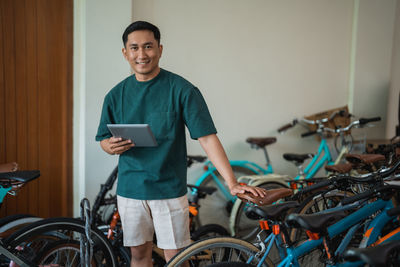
[341,187,375,205]
[278,119,298,133]
[359,117,381,125]
[341,184,400,205]
[301,130,317,138]
[301,160,400,196]
[300,178,332,194]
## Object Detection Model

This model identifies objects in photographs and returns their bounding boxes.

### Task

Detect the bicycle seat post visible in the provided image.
[262,147,272,167]
[295,163,305,177]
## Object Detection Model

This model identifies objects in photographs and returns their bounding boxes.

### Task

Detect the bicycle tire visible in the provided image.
[191,223,229,241]
[197,166,258,227]
[234,182,286,241]
[0,214,42,236]
[165,236,273,267]
[4,217,117,267]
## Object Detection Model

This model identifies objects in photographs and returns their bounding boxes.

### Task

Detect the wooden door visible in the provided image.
[0,0,73,217]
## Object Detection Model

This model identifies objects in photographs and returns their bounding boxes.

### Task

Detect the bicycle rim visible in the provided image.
[166,237,273,267]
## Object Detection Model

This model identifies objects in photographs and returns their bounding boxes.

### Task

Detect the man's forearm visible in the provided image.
[198,134,238,190]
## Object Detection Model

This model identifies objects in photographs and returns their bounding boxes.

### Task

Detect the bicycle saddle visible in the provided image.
[0,170,40,184]
[187,184,217,196]
[246,137,277,148]
[237,188,293,206]
[283,153,314,164]
[342,240,400,267]
[286,210,347,235]
[325,163,353,174]
[247,201,299,220]
[345,153,385,164]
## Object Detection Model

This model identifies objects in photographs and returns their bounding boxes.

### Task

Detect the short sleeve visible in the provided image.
[182,87,217,139]
[95,94,115,141]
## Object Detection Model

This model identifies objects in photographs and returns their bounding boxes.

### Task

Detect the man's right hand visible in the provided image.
[100,137,135,155]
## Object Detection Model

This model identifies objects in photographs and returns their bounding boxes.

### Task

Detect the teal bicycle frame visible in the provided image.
[193,137,335,203]
[295,138,334,180]
[194,160,273,202]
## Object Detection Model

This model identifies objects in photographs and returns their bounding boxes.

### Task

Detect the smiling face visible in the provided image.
[122,30,163,81]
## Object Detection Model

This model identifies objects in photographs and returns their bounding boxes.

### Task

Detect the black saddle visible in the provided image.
[246,137,277,148]
[0,170,40,184]
[246,201,299,221]
[342,241,400,267]
[286,210,347,235]
[187,184,217,198]
[283,153,314,164]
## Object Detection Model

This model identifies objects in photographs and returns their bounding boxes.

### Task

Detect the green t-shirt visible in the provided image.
[95,69,217,200]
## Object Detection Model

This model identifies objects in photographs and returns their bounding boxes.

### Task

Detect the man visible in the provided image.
[96,21,266,266]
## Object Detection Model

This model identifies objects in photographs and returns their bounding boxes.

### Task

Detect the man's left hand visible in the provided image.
[229,183,268,197]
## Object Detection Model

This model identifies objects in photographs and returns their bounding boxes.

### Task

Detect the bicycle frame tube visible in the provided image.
[228,161,273,174]
[0,186,12,203]
[193,160,272,202]
[246,233,275,265]
[194,170,234,201]
[294,139,333,180]
[359,201,396,248]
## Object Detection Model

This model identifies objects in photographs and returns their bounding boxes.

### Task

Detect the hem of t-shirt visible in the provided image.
[116,191,187,200]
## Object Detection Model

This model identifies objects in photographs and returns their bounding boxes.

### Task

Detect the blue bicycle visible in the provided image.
[229,114,380,240]
[166,161,400,267]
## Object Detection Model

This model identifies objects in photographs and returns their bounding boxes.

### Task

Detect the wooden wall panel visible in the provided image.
[0,0,72,218]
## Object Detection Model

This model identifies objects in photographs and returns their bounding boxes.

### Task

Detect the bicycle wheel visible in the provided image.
[197,166,258,227]
[4,217,117,267]
[0,214,42,237]
[165,236,273,267]
[191,223,229,241]
[234,182,286,241]
[334,133,353,154]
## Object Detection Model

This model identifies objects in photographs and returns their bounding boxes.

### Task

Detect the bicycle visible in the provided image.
[165,161,400,267]
[0,170,117,267]
[229,114,381,241]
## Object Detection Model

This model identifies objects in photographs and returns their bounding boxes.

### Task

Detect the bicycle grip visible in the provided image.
[359,117,381,125]
[301,131,317,138]
[300,178,332,194]
[341,189,374,205]
[278,123,293,133]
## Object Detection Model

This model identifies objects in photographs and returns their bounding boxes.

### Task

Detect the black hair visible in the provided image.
[122,21,161,47]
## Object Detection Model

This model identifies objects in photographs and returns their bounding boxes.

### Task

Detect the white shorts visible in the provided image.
[117,195,191,249]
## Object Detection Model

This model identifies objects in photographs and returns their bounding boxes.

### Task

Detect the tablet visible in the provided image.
[107,124,158,147]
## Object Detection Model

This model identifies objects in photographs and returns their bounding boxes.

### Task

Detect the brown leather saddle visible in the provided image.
[237,188,293,206]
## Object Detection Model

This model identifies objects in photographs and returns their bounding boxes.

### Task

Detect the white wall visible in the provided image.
[74,0,398,214]
[387,1,400,139]
[352,0,396,139]
[73,0,132,214]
